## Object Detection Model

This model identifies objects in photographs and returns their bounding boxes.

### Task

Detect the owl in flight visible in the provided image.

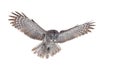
[9,11,95,58]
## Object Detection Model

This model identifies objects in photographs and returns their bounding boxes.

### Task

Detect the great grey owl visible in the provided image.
[9,11,95,58]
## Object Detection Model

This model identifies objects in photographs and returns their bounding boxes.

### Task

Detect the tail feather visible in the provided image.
[47,43,61,56]
[32,42,61,58]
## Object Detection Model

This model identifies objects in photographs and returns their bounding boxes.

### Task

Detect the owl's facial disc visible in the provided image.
[47,30,59,41]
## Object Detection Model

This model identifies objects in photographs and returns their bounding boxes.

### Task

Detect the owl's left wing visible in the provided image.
[55,22,95,43]
[9,11,46,40]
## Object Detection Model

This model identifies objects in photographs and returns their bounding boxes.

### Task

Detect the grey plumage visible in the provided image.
[9,11,46,40]
[9,11,95,58]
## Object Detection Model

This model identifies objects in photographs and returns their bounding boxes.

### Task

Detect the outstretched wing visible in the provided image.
[56,22,95,43]
[9,11,46,40]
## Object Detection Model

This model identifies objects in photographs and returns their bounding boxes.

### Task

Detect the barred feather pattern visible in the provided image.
[9,11,46,40]
[56,22,95,43]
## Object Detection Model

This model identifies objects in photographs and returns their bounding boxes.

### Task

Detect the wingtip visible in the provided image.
[88,21,95,28]
[21,12,27,17]
[9,15,16,18]
[8,19,14,21]
[89,27,94,29]
[15,11,22,16]
[11,12,19,16]
[10,11,26,17]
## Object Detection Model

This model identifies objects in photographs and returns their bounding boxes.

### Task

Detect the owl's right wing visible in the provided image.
[56,22,95,43]
[9,11,46,40]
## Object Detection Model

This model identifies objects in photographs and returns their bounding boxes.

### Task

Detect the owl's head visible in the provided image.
[47,30,59,41]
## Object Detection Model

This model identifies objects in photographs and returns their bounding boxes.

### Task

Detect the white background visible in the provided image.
[0,0,120,83]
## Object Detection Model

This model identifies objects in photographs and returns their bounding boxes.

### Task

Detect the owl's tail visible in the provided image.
[32,42,61,58]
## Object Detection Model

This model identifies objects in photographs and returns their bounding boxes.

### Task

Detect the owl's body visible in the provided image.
[9,11,95,58]
[32,30,61,58]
